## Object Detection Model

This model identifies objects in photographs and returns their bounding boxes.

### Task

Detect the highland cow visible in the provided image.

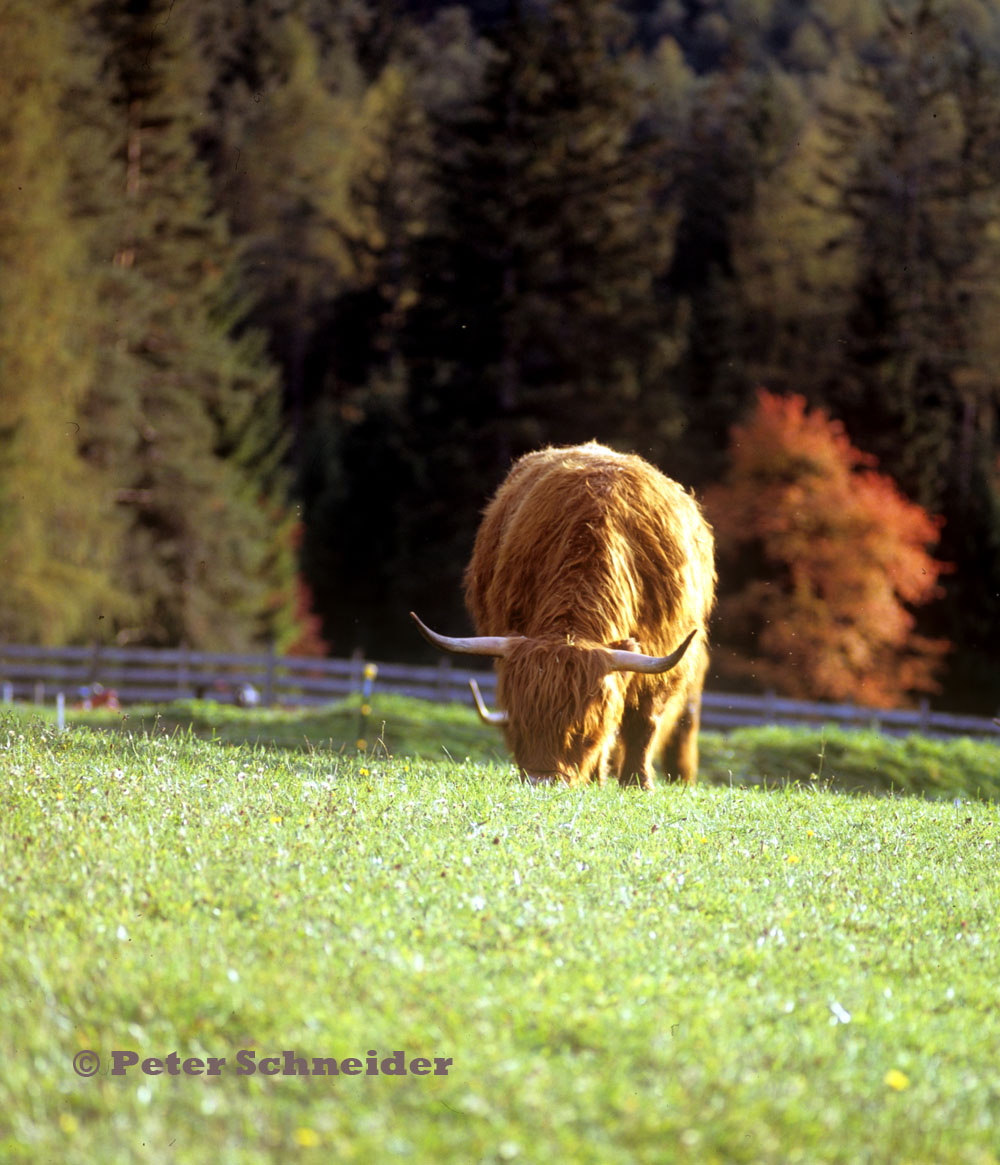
[412,442,716,787]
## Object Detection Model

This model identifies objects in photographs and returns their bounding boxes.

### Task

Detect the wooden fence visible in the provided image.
[0,641,998,740]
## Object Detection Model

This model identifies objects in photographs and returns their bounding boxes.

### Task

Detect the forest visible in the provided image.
[2,0,999,712]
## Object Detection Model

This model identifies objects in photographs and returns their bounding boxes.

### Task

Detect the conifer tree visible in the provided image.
[809,0,1000,707]
[409,0,678,461]
[317,0,683,654]
[663,56,807,487]
[196,3,440,654]
[0,0,120,643]
[815,2,1000,506]
[208,13,383,458]
[71,0,302,649]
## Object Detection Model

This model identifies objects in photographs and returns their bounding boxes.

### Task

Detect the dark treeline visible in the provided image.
[2,0,999,710]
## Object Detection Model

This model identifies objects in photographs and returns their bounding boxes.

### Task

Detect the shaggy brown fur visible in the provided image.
[464,443,716,787]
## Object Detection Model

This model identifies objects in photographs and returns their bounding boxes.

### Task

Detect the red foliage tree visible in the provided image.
[261,516,330,658]
[284,575,330,659]
[703,389,949,707]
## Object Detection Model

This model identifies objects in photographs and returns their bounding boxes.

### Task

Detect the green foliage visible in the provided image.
[815,1,1000,509]
[213,13,382,413]
[305,0,687,656]
[0,0,121,642]
[809,0,1000,708]
[700,0,1000,710]
[3,0,1000,716]
[0,0,303,652]
[415,0,679,441]
[65,0,301,650]
[4,713,1000,1161]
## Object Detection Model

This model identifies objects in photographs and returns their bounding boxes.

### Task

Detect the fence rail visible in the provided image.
[0,642,998,740]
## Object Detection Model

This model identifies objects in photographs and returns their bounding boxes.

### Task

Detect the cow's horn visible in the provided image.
[469,678,509,725]
[410,611,517,657]
[605,628,698,674]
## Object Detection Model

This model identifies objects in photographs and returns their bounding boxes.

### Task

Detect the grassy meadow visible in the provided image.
[3,697,1000,1163]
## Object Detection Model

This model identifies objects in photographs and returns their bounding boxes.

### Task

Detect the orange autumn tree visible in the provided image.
[703,389,948,707]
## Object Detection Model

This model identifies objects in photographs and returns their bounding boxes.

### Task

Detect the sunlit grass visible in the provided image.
[2,710,1000,1162]
[66,691,1000,800]
[71,692,511,765]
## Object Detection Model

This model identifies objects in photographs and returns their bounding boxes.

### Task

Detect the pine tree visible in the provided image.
[69,0,302,649]
[410,0,679,460]
[294,0,684,655]
[663,55,807,487]
[812,3,999,503]
[808,0,1000,708]
[208,13,386,460]
[0,0,121,643]
[318,0,683,655]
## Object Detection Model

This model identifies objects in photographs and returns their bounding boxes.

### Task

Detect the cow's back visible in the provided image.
[463,443,714,653]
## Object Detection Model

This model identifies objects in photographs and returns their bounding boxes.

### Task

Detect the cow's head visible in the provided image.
[410,612,696,785]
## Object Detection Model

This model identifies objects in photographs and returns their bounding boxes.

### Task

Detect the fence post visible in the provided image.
[263,641,277,707]
[178,643,188,697]
[88,641,102,687]
[919,698,931,734]
[349,648,365,698]
[1,681,11,704]
[34,682,44,705]
[56,692,65,731]
[437,656,452,700]
[357,663,378,747]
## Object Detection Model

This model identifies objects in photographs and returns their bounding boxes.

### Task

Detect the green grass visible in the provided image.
[74,693,510,765]
[3,707,1000,1163]
[72,691,1000,800]
[704,724,1000,799]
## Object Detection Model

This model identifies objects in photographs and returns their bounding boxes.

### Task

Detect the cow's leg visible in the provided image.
[616,701,659,790]
[590,739,613,787]
[577,740,610,787]
[659,693,700,784]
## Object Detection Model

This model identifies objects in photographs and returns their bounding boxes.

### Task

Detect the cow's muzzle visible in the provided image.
[518,769,561,786]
